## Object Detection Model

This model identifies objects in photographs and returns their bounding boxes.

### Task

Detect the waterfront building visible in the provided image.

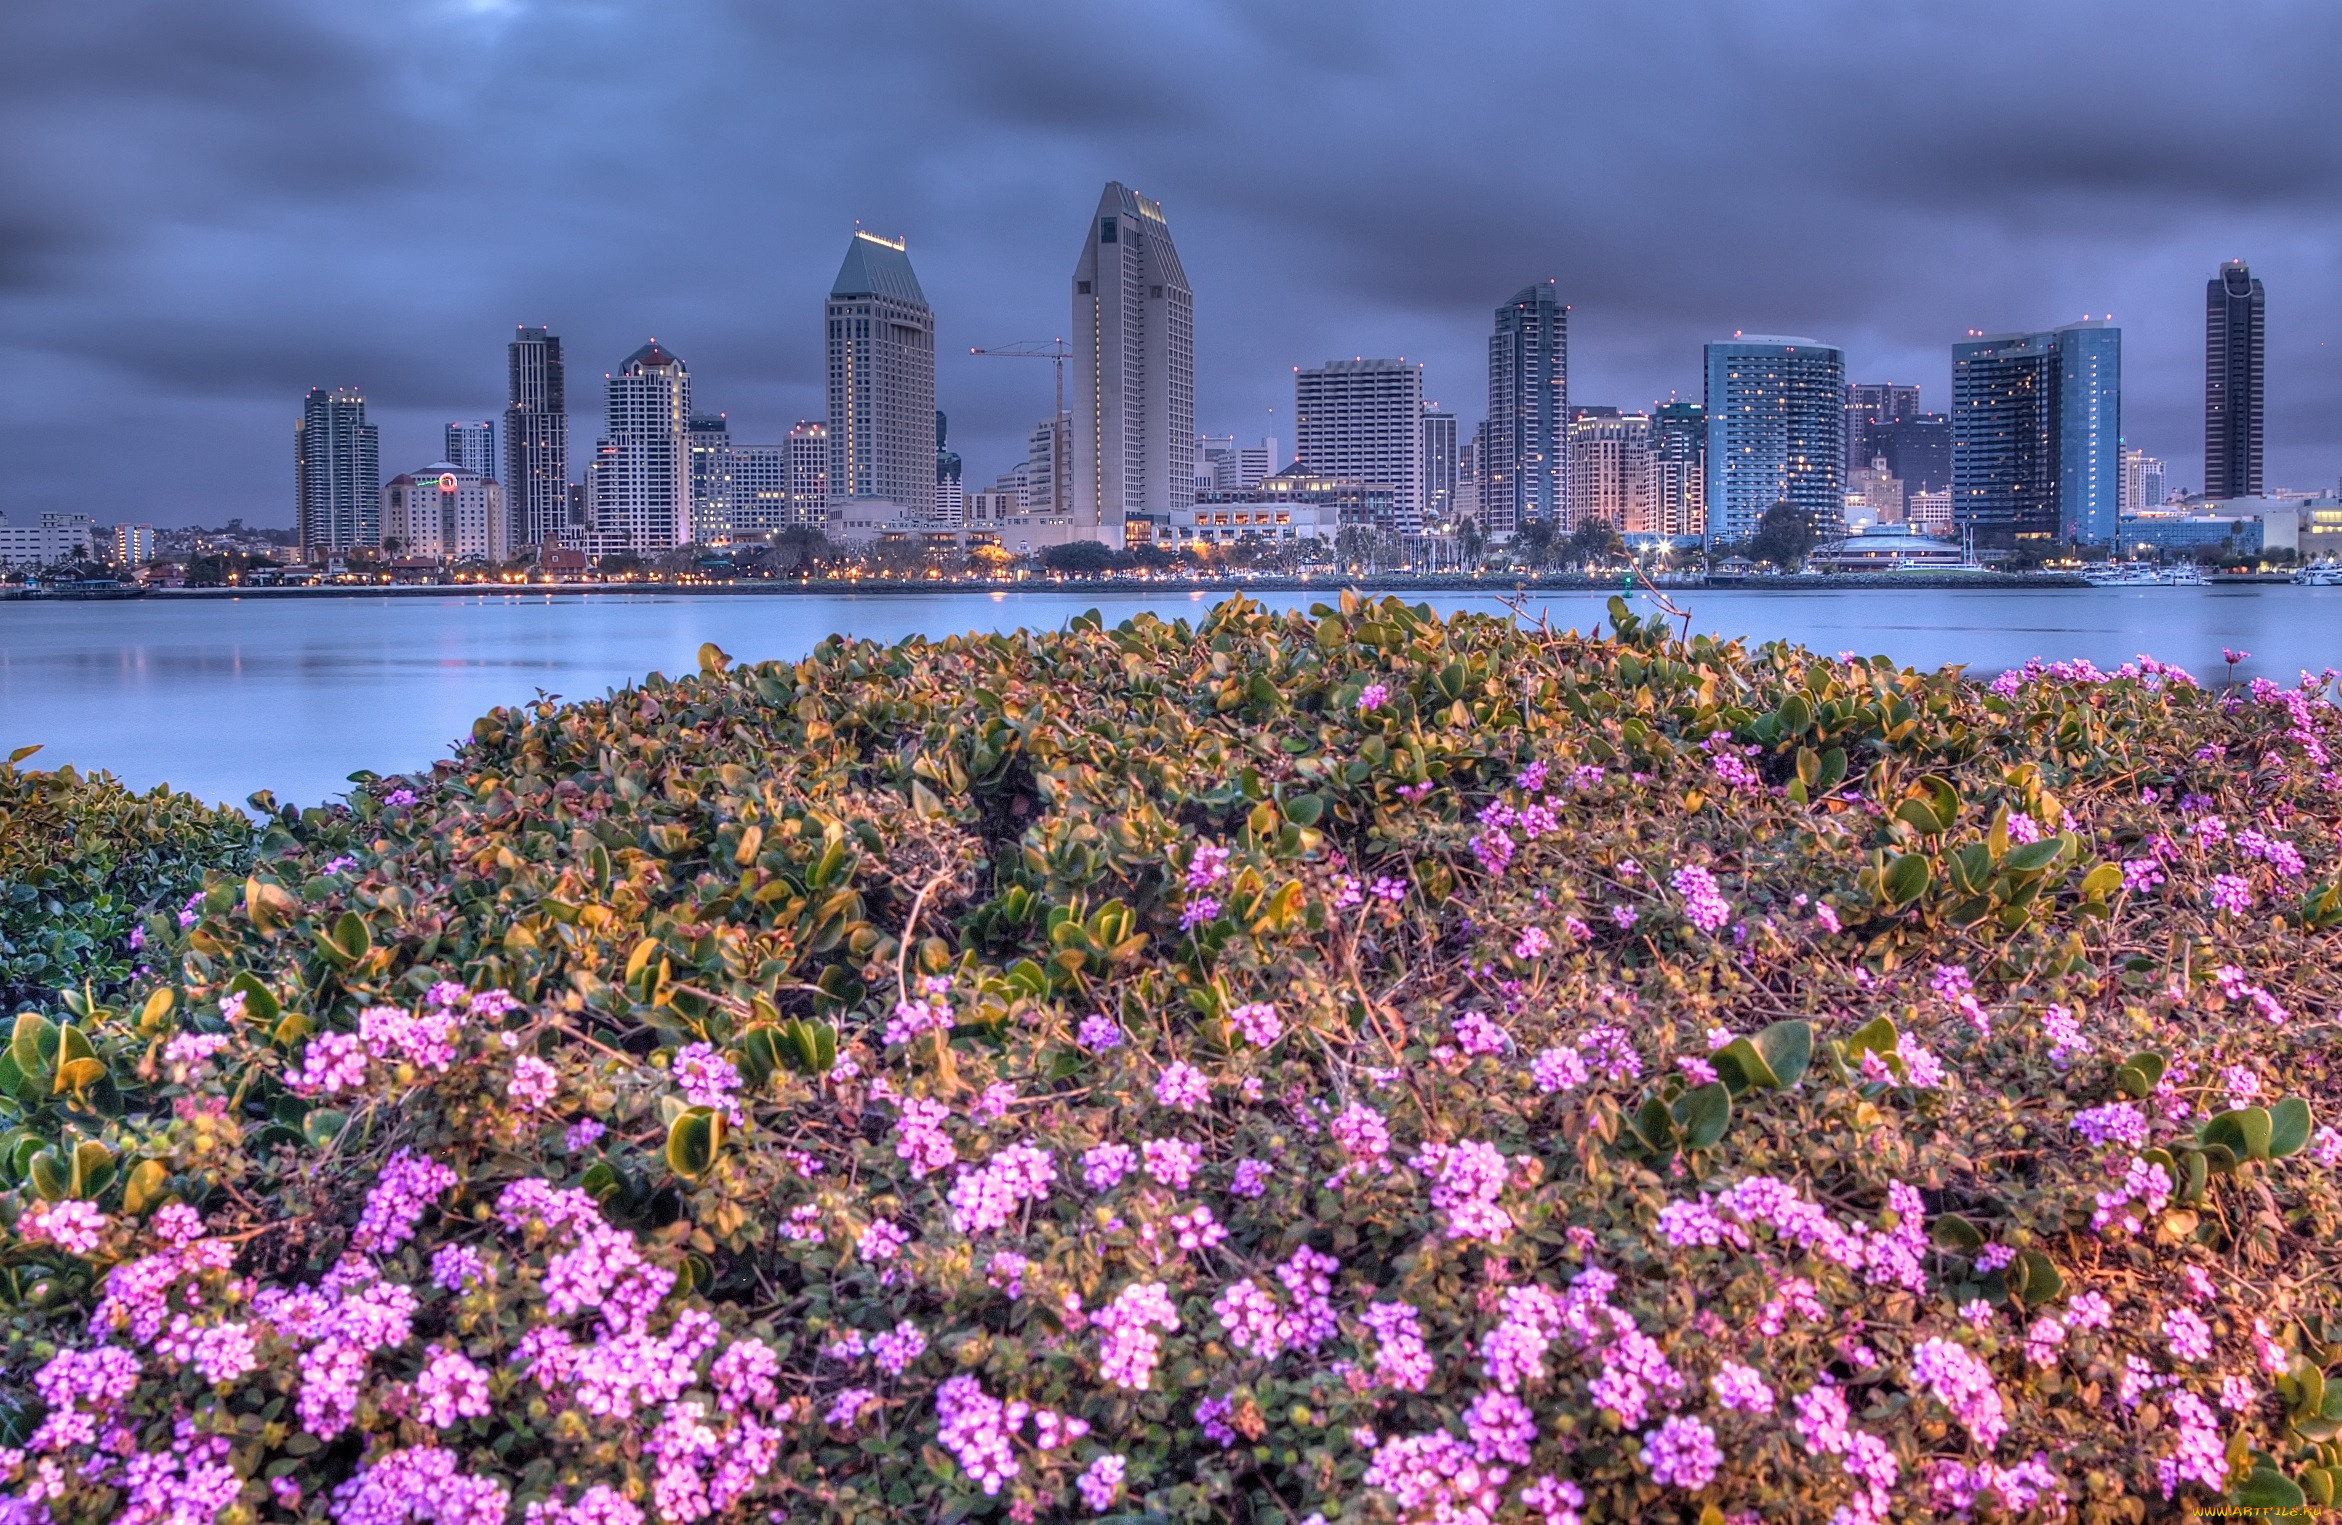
[504,328,568,548]
[1565,410,1651,531]
[2206,260,2265,499]
[1649,402,1706,538]
[827,231,937,512]
[1294,359,1425,532]
[1702,336,1845,547]
[0,512,99,569]
[1907,488,1954,535]
[1421,407,1458,525]
[1485,282,1569,534]
[591,342,692,552]
[111,523,154,566]
[1950,319,2120,548]
[2119,446,2169,515]
[382,462,505,562]
[445,421,497,481]
[935,411,963,526]
[730,446,789,536]
[688,413,732,542]
[1865,414,1951,492]
[1072,182,1194,546]
[1844,383,1921,475]
[785,422,829,526]
[296,386,381,558]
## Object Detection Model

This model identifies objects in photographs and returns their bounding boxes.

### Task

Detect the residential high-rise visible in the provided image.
[1843,383,1921,474]
[935,411,963,525]
[2120,449,2167,510]
[382,462,505,562]
[1072,182,1194,547]
[1024,417,1070,515]
[592,342,692,552]
[445,421,497,481]
[504,328,568,548]
[1950,320,2121,548]
[2205,259,2265,498]
[1865,414,1952,492]
[1295,359,1425,532]
[785,422,829,526]
[826,231,937,511]
[1702,336,1845,546]
[730,446,789,536]
[1421,407,1459,526]
[295,386,380,559]
[1486,282,1569,535]
[110,524,155,566]
[1650,402,1707,538]
[688,414,732,542]
[1565,410,1650,531]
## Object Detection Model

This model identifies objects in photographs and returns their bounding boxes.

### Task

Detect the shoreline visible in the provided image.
[11,571,2165,601]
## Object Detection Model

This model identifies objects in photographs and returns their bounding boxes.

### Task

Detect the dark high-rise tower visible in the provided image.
[2205,260,2265,498]
[505,327,569,547]
[1486,282,1569,535]
[295,387,379,559]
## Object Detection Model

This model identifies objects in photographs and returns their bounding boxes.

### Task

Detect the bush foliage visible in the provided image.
[4,594,2342,1525]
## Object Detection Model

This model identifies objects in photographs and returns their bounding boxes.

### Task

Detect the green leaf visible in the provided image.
[2003,837,2065,875]
[2231,1467,2307,1509]
[666,1107,724,1178]
[2078,863,2123,900]
[70,1139,116,1200]
[1671,1082,1732,1150]
[1796,747,1820,789]
[2114,1050,2166,1098]
[27,1149,68,1201]
[2268,1096,2314,1159]
[121,1159,170,1215]
[316,910,371,968]
[1777,694,1811,735]
[1631,1095,1676,1155]
[1919,774,1960,831]
[580,1161,623,1202]
[1710,1038,1777,1096]
[2205,1106,2275,1163]
[301,1109,348,1151]
[10,1011,57,1082]
[1752,1019,1813,1086]
[1843,1015,1899,1061]
[697,642,732,675]
[1894,800,1945,836]
[2014,1250,2064,1307]
[1930,1212,1985,1252]
[1883,853,1930,905]
[225,971,281,1025]
[1814,747,1847,793]
[1284,793,1324,827]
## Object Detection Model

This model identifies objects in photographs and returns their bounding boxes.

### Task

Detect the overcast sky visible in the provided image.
[4,0,2339,528]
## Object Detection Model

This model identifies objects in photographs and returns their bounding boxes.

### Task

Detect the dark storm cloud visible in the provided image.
[3,0,2339,526]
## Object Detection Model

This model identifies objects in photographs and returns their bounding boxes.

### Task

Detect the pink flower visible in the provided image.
[1671,865,1730,933]
[1154,1062,1210,1112]
[1639,1415,1721,1490]
[1357,683,1389,713]
[507,1055,557,1110]
[1228,1002,1281,1046]
[20,1199,107,1256]
[1076,1454,1126,1512]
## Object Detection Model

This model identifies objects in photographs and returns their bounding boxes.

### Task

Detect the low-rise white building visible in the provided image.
[1162,499,1336,547]
[382,463,506,562]
[0,511,99,568]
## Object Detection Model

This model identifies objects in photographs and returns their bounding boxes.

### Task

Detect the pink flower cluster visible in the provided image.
[947,1142,1057,1235]
[1210,1246,1339,1362]
[1095,1281,1182,1389]
[1908,1337,2008,1450]
[1411,1139,1514,1242]
[1670,865,1730,933]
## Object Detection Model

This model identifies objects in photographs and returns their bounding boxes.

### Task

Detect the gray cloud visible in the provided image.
[3,0,2338,526]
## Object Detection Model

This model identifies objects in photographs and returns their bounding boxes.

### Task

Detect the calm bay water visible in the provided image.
[4,585,2340,808]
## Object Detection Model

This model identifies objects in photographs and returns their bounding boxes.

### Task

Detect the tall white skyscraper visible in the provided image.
[592,342,691,552]
[445,421,497,481]
[1295,359,1425,532]
[785,422,829,526]
[1072,182,1193,547]
[826,231,935,510]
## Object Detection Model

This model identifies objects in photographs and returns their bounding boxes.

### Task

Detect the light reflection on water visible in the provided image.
[3,586,2338,807]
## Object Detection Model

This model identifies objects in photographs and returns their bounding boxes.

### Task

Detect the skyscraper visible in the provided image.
[785,421,829,526]
[1865,415,1952,492]
[504,328,568,548]
[295,386,380,559]
[592,342,691,552]
[1072,182,1194,547]
[730,446,789,536]
[1294,359,1425,532]
[1843,383,1920,475]
[1421,407,1459,526]
[1702,337,1845,546]
[935,411,963,525]
[688,413,732,542]
[1950,320,2121,547]
[826,231,936,513]
[2205,259,2265,498]
[445,421,497,481]
[1565,411,1650,531]
[1486,282,1569,535]
[1650,402,1707,538]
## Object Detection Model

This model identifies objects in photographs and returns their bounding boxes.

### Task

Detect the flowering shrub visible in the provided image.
[5,597,2342,1522]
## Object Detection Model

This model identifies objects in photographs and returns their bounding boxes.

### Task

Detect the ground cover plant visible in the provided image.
[3,594,2342,1525]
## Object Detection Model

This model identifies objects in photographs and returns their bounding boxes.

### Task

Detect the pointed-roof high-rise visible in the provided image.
[825,231,936,511]
[1071,183,1193,547]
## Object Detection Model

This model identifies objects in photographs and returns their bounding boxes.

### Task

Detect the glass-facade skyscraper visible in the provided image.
[1951,320,2120,548]
[1485,282,1568,536]
[295,386,380,559]
[1072,183,1194,548]
[1702,336,1844,547]
[2205,260,2265,499]
[1650,401,1707,538]
[504,328,569,547]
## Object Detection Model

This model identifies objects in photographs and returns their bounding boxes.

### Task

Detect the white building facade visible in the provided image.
[382,464,506,562]
[0,512,99,569]
[826,233,936,511]
[1565,411,1652,532]
[1072,182,1194,547]
[590,343,691,552]
[1294,359,1425,533]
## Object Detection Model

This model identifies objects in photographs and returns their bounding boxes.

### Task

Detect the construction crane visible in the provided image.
[968,340,1072,519]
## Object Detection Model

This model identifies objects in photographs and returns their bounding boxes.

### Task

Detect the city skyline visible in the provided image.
[8,5,2342,526]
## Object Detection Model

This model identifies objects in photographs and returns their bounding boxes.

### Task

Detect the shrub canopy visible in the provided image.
[4,594,2342,1525]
